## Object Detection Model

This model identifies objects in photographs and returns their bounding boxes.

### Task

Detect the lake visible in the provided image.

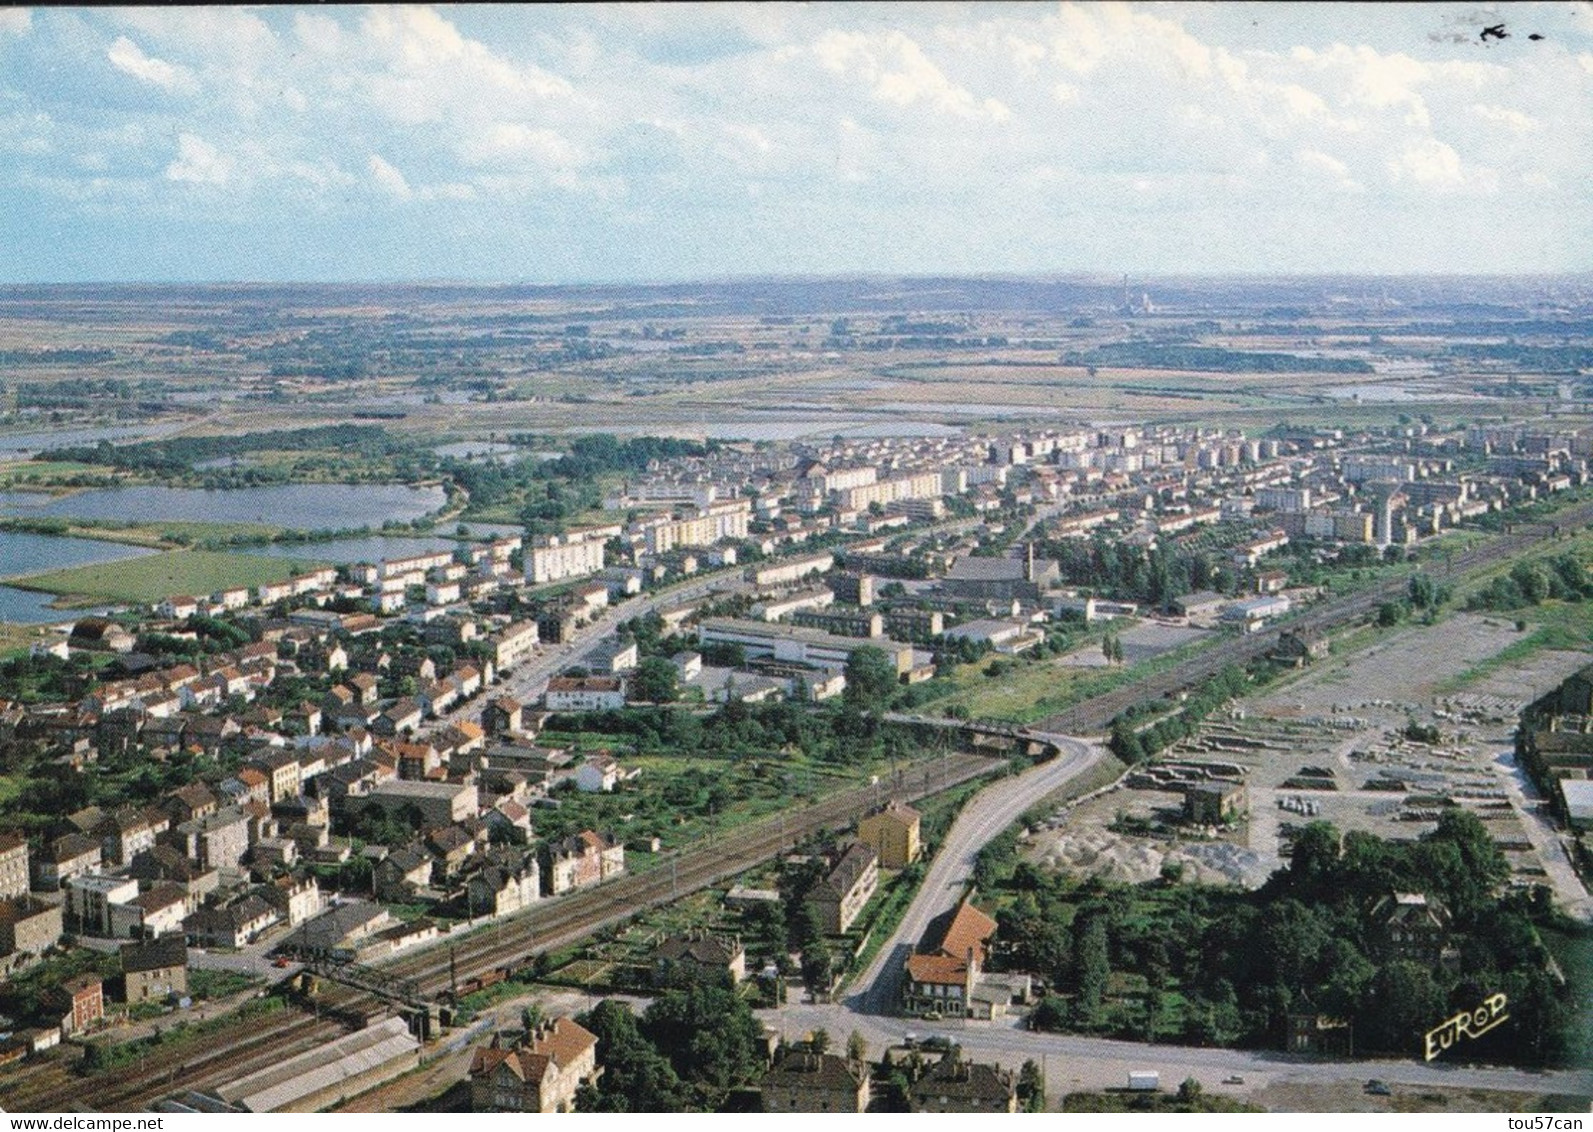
[0,529,160,581]
[0,530,159,623]
[0,422,189,461]
[0,483,447,530]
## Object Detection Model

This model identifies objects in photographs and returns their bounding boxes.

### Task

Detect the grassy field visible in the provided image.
[0,623,48,657]
[931,636,1212,725]
[10,549,326,605]
[1434,599,1593,693]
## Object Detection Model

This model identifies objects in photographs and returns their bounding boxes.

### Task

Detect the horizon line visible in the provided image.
[3,269,1593,289]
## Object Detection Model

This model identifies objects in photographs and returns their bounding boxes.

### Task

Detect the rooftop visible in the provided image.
[213,1016,417,1113]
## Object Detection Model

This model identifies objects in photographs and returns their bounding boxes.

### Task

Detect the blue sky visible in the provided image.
[0,3,1590,282]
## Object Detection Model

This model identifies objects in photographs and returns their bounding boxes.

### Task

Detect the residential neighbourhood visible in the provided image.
[0,4,1591,1112]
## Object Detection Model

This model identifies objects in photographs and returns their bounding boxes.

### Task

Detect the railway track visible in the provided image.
[386,751,998,989]
[16,501,1591,1112]
[0,1010,347,1112]
[44,752,999,1112]
[1041,505,1593,735]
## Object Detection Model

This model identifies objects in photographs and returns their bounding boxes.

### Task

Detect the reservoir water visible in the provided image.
[0,483,446,530]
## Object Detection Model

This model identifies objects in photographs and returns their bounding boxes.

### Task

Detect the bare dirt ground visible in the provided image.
[1058,619,1210,669]
[1026,613,1593,917]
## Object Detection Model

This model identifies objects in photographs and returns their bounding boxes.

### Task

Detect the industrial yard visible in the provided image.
[1025,612,1593,912]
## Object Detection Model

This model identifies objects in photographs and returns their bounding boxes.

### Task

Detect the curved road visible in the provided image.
[848,734,1106,1015]
[793,731,1593,1103]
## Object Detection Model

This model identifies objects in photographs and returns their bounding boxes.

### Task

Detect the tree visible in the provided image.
[846,1030,868,1064]
[1018,1059,1046,1112]
[631,657,679,704]
[1028,995,1069,1031]
[1358,961,1446,1054]
[809,1028,831,1054]
[576,1000,688,1112]
[1282,821,1341,897]
[641,984,765,1093]
[801,942,835,998]
[1074,914,1110,1023]
[843,645,899,712]
[1178,1077,1204,1103]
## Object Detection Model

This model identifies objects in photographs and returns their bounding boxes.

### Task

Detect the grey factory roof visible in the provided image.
[212,1015,417,1112]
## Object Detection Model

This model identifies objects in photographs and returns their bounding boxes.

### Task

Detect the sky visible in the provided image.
[0,2,1590,283]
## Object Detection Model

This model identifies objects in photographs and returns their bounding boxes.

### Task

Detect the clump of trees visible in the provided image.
[1042,537,1218,608]
[574,987,765,1111]
[1107,665,1255,763]
[1468,555,1593,613]
[1000,812,1576,1065]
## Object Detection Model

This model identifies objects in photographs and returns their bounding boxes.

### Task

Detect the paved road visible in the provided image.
[762,1001,1593,1101]
[426,571,747,735]
[848,735,1106,1015]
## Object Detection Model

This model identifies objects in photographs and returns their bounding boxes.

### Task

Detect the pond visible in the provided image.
[0,529,161,581]
[0,483,447,530]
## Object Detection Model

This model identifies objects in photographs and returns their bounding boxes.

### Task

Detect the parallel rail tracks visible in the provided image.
[7,504,1589,1111]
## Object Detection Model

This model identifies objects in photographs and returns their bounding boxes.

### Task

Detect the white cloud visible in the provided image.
[460,123,587,170]
[1470,103,1540,132]
[368,154,412,199]
[292,10,344,55]
[1386,137,1496,193]
[0,8,29,36]
[164,133,232,185]
[107,36,198,95]
[814,29,1009,121]
[1294,147,1364,192]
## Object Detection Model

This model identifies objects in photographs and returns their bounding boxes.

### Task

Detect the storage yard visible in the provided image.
[1025,613,1593,914]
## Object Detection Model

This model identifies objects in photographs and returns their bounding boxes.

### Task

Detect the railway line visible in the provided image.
[10,502,1590,1112]
[0,1009,347,1112]
[14,752,1000,1112]
[1041,506,1593,735]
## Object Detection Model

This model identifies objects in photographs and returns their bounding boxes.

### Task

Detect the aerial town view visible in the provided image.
[0,2,1589,1122]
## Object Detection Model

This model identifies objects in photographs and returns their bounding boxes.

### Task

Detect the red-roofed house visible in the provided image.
[468,1016,599,1113]
[901,898,1006,1020]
